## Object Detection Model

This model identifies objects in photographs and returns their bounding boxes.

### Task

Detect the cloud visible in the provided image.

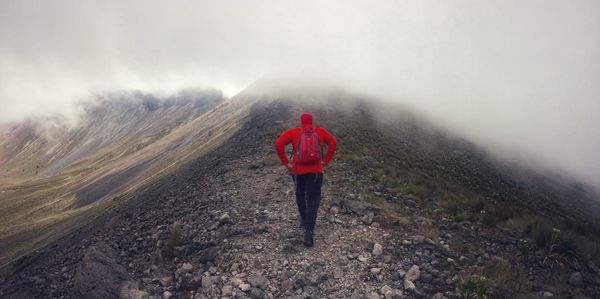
[1,0,599,186]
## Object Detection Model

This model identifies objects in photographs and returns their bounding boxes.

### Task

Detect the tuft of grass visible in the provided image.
[541,228,565,268]
[165,221,182,258]
[442,200,459,216]
[348,176,359,188]
[516,239,530,262]
[576,237,600,264]
[524,218,553,248]
[480,210,497,228]
[483,257,528,298]
[520,217,600,266]
[557,231,577,257]
[440,194,497,224]
[471,198,485,213]
[456,275,490,299]
[403,183,421,197]
[454,211,469,222]
[478,205,524,228]
[466,211,478,222]
[562,216,596,236]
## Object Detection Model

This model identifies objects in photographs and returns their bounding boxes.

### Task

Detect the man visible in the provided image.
[275,113,337,247]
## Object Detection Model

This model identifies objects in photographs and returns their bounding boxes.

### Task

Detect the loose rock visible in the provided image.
[218,212,231,223]
[176,263,193,276]
[405,265,420,282]
[221,285,233,296]
[239,283,251,292]
[247,273,269,289]
[372,243,383,256]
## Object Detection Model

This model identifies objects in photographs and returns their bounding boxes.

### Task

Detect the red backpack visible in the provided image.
[295,127,323,165]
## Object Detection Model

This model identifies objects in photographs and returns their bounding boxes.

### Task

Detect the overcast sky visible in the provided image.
[1,0,599,186]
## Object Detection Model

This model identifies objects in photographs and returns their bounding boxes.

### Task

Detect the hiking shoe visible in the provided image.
[303,229,314,247]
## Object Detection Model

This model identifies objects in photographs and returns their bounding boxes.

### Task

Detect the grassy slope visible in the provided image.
[0,93,258,266]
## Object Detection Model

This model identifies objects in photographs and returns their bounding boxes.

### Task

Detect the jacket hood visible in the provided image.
[300,113,313,127]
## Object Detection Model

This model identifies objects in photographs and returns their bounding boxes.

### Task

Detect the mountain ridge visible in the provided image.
[1,85,600,298]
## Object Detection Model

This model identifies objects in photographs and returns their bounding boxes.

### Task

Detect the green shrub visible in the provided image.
[454,211,468,222]
[404,183,420,196]
[456,275,489,299]
[165,221,182,258]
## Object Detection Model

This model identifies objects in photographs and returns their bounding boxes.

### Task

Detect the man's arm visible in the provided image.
[320,128,337,165]
[275,129,293,166]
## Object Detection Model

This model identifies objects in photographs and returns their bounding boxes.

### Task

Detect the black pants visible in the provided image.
[292,173,323,231]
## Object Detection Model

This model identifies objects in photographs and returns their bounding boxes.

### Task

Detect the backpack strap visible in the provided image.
[290,127,301,186]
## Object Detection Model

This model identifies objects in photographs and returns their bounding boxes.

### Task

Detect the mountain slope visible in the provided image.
[1,87,600,298]
[0,89,258,266]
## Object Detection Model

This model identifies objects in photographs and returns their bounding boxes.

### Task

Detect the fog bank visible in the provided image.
[1,0,599,187]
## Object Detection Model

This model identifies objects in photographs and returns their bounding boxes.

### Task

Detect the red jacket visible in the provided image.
[275,113,337,175]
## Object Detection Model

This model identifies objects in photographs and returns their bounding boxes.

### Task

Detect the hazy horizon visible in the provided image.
[1,0,599,188]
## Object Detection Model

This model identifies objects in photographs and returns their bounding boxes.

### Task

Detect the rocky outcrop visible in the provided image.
[73,242,130,298]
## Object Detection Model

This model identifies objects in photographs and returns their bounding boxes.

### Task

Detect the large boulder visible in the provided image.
[73,242,130,298]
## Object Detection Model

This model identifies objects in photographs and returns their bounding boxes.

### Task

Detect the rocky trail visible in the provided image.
[1,101,599,299]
